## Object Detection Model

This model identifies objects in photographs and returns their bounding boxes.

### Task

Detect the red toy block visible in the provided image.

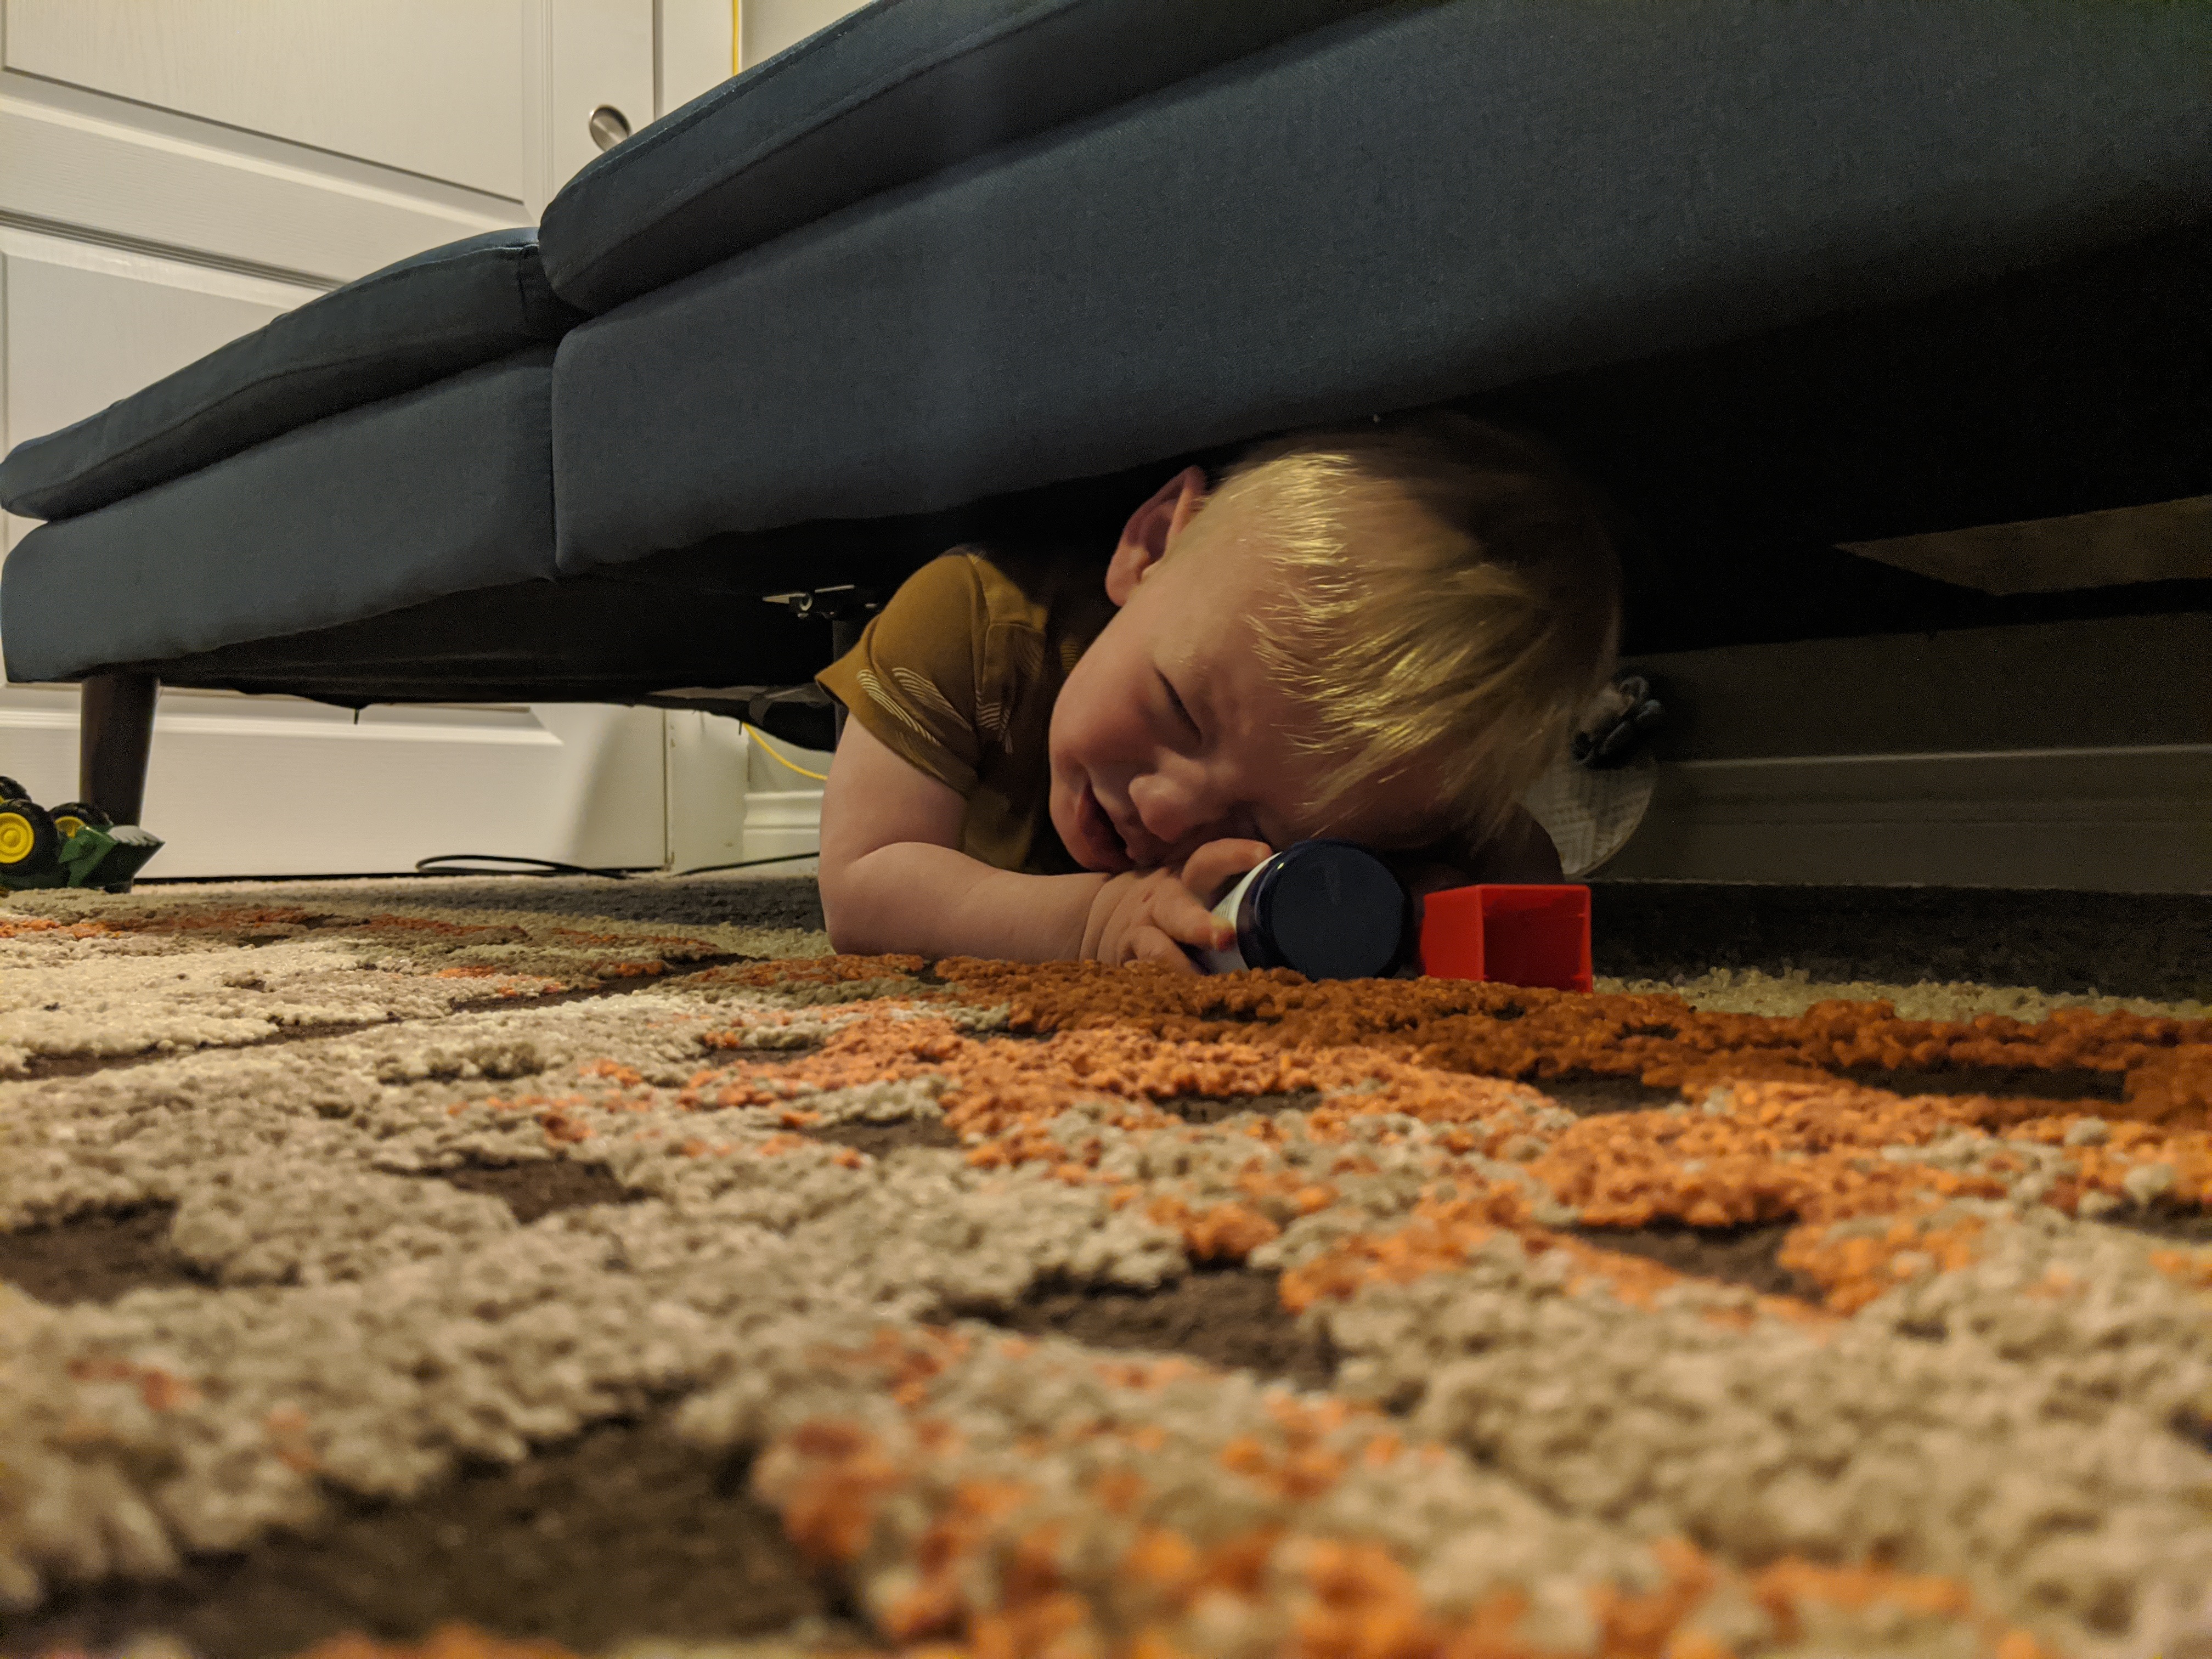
[1418,884,1592,994]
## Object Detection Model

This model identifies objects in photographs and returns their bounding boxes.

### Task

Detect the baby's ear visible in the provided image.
[1103,537,1156,606]
[1106,465,1206,602]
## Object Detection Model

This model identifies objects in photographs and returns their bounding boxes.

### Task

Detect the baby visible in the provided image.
[814,408,1624,974]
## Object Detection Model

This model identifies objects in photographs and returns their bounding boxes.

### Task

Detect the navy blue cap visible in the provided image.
[1233,839,1409,981]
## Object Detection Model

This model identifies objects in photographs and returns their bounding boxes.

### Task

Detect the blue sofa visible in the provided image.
[3,0,2207,824]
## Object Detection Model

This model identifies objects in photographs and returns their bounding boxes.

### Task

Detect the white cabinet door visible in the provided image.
[532,0,657,212]
[0,224,674,877]
[659,0,736,115]
[6,0,527,201]
[740,0,866,67]
[0,3,720,880]
[1,223,314,555]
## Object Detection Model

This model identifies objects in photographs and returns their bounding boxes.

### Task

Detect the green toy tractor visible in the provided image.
[0,776,164,893]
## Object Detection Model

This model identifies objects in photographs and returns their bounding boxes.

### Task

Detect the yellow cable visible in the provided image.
[731,0,742,75]
[741,721,830,782]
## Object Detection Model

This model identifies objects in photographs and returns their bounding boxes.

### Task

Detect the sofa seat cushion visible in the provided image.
[536,0,1395,315]
[0,229,578,523]
[548,0,2212,575]
[1,348,556,684]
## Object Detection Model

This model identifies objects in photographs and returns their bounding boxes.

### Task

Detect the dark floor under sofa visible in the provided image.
[2,0,2207,886]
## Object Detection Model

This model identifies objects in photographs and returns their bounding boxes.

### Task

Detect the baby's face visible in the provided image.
[1048,471,1442,874]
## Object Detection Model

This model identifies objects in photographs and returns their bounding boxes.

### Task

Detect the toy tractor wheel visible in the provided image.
[0,777,25,803]
[0,798,59,878]
[48,800,112,840]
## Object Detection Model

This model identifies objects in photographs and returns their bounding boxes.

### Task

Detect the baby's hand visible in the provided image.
[1080,839,1274,974]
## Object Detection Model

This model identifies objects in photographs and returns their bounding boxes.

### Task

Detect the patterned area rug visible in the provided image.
[3,878,2210,1659]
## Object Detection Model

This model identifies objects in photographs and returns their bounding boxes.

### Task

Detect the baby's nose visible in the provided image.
[1140,803,1244,867]
[1130,782,1206,857]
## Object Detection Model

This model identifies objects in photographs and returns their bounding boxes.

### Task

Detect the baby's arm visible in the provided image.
[819,718,1112,960]
[821,721,1261,967]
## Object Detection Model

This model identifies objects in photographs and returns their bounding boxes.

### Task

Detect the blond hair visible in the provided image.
[1200,409,1623,849]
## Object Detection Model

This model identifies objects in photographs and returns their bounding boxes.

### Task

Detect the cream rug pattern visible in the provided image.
[2,883,2210,1659]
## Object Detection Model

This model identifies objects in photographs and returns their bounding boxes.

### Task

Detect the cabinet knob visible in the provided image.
[588,106,631,152]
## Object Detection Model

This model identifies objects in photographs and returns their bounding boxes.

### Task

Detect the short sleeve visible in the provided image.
[815,553,986,793]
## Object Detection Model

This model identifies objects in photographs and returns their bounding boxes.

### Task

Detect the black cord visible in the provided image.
[413,851,822,879]
[671,852,821,877]
[414,854,638,878]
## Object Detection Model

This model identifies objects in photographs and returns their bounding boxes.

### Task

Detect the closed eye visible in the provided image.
[1158,669,1199,737]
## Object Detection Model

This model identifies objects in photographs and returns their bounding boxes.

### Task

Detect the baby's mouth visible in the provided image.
[1081,781,1133,870]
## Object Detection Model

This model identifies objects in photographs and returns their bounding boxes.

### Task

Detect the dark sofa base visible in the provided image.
[88,576,2212,709]
[66,555,2209,794]
[71,507,2212,708]
[48,215,2212,816]
[37,214,2212,701]
[74,575,837,708]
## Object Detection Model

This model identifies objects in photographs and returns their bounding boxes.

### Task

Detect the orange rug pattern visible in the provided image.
[3,896,2209,1659]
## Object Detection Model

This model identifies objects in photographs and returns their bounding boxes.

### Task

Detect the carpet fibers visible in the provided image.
[2,876,2209,1659]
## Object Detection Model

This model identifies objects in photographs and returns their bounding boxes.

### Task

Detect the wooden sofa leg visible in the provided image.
[79,672,160,828]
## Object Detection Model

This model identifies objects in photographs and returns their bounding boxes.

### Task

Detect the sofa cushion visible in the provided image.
[536,0,1397,315]
[0,348,556,684]
[0,229,578,523]
[548,0,2212,574]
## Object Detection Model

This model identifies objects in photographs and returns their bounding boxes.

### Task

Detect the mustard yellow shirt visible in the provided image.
[815,543,1118,876]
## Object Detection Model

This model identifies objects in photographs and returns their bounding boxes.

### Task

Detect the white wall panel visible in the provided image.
[741,789,822,864]
[664,714,826,872]
[5,0,526,200]
[1601,746,2212,893]
[739,727,826,864]
[664,708,749,873]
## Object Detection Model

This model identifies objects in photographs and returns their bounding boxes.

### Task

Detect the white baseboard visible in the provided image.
[742,788,824,865]
[1602,744,2212,891]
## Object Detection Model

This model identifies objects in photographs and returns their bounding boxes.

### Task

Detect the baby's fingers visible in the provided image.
[1157,884,1238,952]
[1130,924,1204,975]
[1182,839,1276,906]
